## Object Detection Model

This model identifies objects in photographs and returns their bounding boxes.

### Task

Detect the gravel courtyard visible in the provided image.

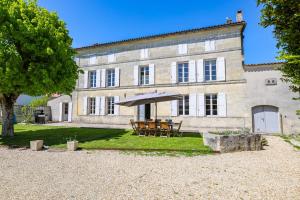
[0,136,299,200]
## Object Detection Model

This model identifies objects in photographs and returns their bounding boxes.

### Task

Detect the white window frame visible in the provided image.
[107,97,115,115]
[88,70,97,88]
[139,65,150,85]
[177,62,189,83]
[178,95,189,116]
[106,69,115,87]
[205,94,218,116]
[204,59,217,81]
[87,97,96,115]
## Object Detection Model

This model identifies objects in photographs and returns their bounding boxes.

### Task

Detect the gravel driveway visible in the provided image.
[0,136,299,200]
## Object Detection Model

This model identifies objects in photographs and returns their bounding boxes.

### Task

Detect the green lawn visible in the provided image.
[0,124,211,155]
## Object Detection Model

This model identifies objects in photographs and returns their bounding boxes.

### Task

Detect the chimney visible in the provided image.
[226,17,233,24]
[236,10,243,22]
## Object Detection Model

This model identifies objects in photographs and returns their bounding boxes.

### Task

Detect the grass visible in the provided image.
[0,124,212,155]
[281,135,300,150]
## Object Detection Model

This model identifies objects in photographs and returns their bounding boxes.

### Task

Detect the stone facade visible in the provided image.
[48,16,299,134]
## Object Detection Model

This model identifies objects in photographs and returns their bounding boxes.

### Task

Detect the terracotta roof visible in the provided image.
[243,62,284,72]
[244,62,284,67]
[75,21,246,51]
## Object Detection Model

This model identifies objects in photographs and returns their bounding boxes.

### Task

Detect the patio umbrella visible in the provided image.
[115,92,182,120]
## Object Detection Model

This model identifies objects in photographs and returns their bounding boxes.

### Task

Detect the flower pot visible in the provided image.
[67,141,78,151]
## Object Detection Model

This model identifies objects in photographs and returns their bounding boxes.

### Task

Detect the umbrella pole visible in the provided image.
[155,102,157,120]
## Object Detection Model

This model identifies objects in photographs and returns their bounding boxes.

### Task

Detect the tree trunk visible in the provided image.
[0,94,18,137]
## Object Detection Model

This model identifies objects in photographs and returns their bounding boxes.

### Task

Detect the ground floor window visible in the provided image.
[88,97,96,115]
[205,94,217,116]
[178,95,189,115]
[107,97,115,115]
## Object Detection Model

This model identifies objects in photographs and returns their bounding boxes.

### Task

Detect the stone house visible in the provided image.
[48,11,300,134]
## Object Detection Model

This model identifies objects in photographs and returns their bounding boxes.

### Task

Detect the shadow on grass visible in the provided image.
[0,127,129,148]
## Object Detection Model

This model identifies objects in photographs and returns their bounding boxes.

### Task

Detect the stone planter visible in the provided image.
[67,141,78,151]
[30,140,43,151]
[203,132,262,153]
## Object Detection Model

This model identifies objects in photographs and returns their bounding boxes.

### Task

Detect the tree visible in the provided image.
[0,0,79,136]
[257,0,300,93]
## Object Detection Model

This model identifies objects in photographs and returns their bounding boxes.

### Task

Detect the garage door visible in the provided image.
[253,106,279,133]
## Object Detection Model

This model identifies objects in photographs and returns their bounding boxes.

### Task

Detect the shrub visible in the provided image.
[29,96,49,108]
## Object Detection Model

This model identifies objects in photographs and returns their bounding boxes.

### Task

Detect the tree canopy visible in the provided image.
[258,0,300,93]
[0,0,79,136]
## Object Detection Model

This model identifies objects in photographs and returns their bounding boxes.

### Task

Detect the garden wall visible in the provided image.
[203,132,262,153]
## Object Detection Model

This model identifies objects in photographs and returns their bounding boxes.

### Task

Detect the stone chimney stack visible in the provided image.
[236,10,243,22]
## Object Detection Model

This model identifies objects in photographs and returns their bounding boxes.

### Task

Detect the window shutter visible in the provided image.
[83,96,88,115]
[115,68,120,87]
[101,69,106,87]
[84,71,88,88]
[149,64,155,85]
[189,93,197,116]
[95,96,100,115]
[140,49,145,59]
[205,41,211,51]
[217,57,226,81]
[217,92,227,117]
[96,69,101,88]
[100,96,105,115]
[171,62,177,84]
[210,40,216,51]
[133,65,139,86]
[188,60,196,82]
[58,102,63,122]
[114,96,120,115]
[171,100,178,116]
[197,93,205,116]
[197,59,204,82]
[68,102,73,122]
[144,49,149,58]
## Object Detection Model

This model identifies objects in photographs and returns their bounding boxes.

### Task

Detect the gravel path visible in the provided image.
[0,136,299,200]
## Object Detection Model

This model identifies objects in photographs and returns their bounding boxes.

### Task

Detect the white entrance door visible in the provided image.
[253,106,279,133]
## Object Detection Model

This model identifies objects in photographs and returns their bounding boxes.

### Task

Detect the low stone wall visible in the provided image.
[203,132,262,153]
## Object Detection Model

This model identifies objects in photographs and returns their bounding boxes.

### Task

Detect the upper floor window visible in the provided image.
[205,60,217,81]
[108,54,116,63]
[178,62,189,83]
[140,49,149,59]
[88,71,97,88]
[88,97,96,115]
[205,94,217,116]
[89,56,97,65]
[107,97,115,115]
[205,40,216,52]
[178,95,189,116]
[140,66,149,85]
[107,69,115,87]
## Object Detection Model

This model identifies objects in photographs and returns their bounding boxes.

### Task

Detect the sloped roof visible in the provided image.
[75,21,246,51]
[244,62,284,72]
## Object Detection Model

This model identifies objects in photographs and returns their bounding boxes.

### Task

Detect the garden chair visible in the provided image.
[148,121,158,136]
[130,119,138,135]
[160,122,171,137]
[136,121,147,136]
[172,121,183,137]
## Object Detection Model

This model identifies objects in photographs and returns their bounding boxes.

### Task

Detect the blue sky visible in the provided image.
[38,0,278,64]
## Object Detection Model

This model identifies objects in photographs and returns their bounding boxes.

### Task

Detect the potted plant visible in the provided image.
[67,136,78,151]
